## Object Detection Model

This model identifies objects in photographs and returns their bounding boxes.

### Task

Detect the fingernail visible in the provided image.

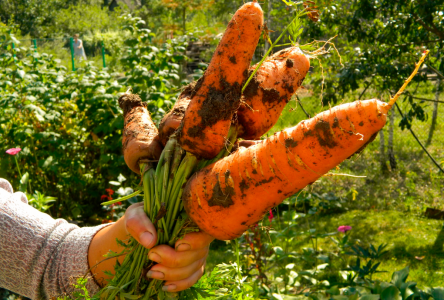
[176,243,191,252]
[149,252,162,263]
[140,231,154,247]
[146,270,165,279]
[162,284,176,292]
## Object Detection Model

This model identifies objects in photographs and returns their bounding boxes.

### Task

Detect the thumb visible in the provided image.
[125,202,158,249]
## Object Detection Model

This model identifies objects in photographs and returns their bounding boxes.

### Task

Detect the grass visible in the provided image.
[302,210,444,287]
[207,210,444,289]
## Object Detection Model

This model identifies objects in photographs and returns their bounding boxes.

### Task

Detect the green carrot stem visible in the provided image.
[165,141,183,202]
[241,12,304,94]
[143,168,151,215]
[149,170,156,220]
[101,189,143,206]
[165,153,198,230]
[164,154,193,229]
[161,140,174,206]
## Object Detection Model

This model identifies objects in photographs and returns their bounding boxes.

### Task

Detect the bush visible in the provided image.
[0,17,189,222]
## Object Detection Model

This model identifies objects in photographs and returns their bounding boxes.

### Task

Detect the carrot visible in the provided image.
[158,83,193,146]
[183,49,430,240]
[183,99,392,240]
[159,47,309,143]
[119,93,163,174]
[238,47,310,139]
[177,1,263,159]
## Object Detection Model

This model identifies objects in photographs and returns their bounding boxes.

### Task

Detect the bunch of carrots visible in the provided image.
[99,0,429,298]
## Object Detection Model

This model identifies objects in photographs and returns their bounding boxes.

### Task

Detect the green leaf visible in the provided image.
[16,69,25,79]
[429,288,444,300]
[391,267,409,287]
[42,156,54,169]
[359,295,380,300]
[20,172,29,185]
[381,286,401,300]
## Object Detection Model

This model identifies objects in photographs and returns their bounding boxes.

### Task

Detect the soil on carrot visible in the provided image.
[208,178,235,208]
[285,137,299,148]
[285,58,294,68]
[282,78,296,94]
[303,119,338,149]
[184,76,242,140]
[118,93,145,114]
[242,71,283,105]
[242,71,260,99]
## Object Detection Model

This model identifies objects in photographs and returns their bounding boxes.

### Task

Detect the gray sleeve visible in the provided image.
[0,178,112,299]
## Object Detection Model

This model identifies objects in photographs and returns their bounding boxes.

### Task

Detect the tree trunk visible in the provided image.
[388,109,397,170]
[426,78,440,147]
[379,129,389,174]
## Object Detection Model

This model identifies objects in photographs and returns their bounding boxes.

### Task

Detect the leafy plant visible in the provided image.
[27,190,56,212]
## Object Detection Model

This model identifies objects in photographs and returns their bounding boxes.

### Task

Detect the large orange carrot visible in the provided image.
[178,1,263,159]
[183,99,390,240]
[238,47,310,139]
[119,93,163,174]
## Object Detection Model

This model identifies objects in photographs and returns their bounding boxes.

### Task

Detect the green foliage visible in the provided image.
[203,204,444,300]
[57,277,96,300]
[52,4,121,36]
[116,14,189,121]
[27,190,57,212]
[296,0,442,127]
[182,262,262,299]
[0,0,62,36]
[0,18,189,221]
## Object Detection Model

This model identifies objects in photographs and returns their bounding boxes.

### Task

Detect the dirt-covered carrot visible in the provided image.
[178,1,263,159]
[119,93,163,174]
[238,47,310,139]
[183,50,429,240]
[183,99,395,240]
[159,47,309,143]
[158,84,194,146]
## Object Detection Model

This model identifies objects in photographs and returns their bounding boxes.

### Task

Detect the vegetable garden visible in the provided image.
[1,0,444,299]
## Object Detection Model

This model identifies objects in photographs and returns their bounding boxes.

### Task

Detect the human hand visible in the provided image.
[125,203,214,292]
[89,203,213,290]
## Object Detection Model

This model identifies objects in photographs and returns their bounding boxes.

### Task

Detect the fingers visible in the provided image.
[174,231,214,252]
[124,203,157,249]
[163,261,206,292]
[148,254,207,282]
[148,243,208,269]
[145,231,213,289]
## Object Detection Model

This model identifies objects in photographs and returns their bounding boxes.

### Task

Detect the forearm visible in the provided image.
[0,179,109,299]
[88,216,130,286]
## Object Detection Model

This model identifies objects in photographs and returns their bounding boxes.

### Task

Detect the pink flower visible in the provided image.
[338,225,352,233]
[6,148,21,155]
[101,195,109,201]
[268,209,274,223]
[106,188,114,196]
